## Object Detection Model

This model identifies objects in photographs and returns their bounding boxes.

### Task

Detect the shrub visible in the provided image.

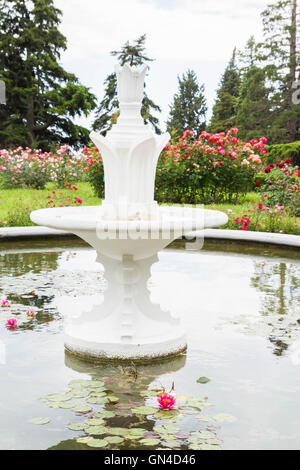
[266,141,300,167]
[255,160,300,216]
[82,147,105,198]
[155,129,266,204]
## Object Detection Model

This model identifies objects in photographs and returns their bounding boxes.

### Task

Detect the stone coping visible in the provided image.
[0,226,299,248]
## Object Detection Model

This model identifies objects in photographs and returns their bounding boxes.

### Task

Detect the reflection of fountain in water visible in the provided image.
[48,351,187,450]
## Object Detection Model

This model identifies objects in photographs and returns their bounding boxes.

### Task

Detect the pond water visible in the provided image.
[0,238,299,450]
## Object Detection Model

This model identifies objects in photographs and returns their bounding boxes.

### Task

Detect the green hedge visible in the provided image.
[266,141,300,166]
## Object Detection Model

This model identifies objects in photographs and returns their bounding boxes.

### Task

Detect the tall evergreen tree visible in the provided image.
[166,70,207,137]
[0,0,96,150]
[236,66,273,140]
[257,0,300,142]
[93,35,161,135]
[209,48,241,133]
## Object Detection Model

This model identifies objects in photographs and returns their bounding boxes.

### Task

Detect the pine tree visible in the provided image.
[0,0,96,150]
[236,66,273,140]
[93,35,161,135]
[166,70,207,137]
[209,49,241,133]
[257,0,300,142]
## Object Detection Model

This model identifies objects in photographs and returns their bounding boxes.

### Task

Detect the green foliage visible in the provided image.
[266,141,300,166]
[209,49,241,134]
[166,70,207,137]
[83,148,105,198]
[0,0,96,150]
[236,67,273,141]
[93,34,161,135]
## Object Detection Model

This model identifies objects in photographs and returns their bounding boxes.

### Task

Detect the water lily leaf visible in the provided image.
[85,426,108,435]
[140,390,158,398]
[154,409,180,421]
[57,402,76,409]
[69,379,92,388]
[29,417,50,425]
[89,381,105,388]
[161,439,180,448]
[68,422,87,431]
[84,418,105,426]
[106,436,124,444]
[213,413,237,423]
[86,397,108,405]
[47,393,72,402]
[190,430,216,440]
[174,432,189,439]
[89,391,106,398]
[108,427,129,437]
[73,405,93,413]
[132,406,156,415]
[86,439,108,448]
[142,432,160,439]
[199,443,221,450]
[70,390,90,398]
[140,438,160,446]
[197,377,210,384]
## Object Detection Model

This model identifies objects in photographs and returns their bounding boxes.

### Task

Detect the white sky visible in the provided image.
[55,0,269,131]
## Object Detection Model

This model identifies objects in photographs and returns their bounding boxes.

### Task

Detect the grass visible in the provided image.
[0,184,299,235]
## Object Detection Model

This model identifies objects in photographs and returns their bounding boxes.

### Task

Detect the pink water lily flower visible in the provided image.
[27,310,35,319]
[6,318,17,329]
[157,393,176,410]
[1,300,11,308]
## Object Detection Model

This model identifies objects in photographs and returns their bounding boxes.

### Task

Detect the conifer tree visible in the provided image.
[166,70,207,137]
[0,0,96,149]
[209,49,241,133]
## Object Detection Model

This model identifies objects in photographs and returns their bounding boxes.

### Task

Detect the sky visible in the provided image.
[54,0,270,132]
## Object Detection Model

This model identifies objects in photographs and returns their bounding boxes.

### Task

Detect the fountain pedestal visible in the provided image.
[65,252,186,361]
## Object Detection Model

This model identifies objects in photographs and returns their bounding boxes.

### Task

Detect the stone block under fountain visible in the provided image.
[31,63,228,361]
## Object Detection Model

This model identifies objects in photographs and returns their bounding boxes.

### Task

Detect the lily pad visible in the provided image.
[76,436,93,444]
[68,422,87,431]
[57,402,76,409]
[47,393,72,402]
[86,439,108,448]
[84,418,105,426]
[108,427,129,437]
[29,417,50,425]
[94,411,115,419]
[86,397,108,405]
[85,426,108,435]
[73,405,93,413]
[140,438,160,446]
[197,377,210,384]
[132,406,157,415]
[106,436,124,444]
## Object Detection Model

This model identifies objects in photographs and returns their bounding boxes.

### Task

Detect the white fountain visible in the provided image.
[31,64,228,361]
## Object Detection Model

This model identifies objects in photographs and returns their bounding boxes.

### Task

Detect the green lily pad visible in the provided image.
[68,422,87,431]
[57,402,76,409]
[76,436,93,444]
[140,438,160,446]
[107,395,119,404]
[70,390,90,398]
[84,418,105,426]
[199,444,221,450]
[108,427,129,437]
[86,397,108,405]
[161,439,180,448]
[106,436,124,444]
[73,405,93,413]
[132,406,157,415]
[29,417,50,425]
[88,381,105,388]
[85,426,108,435]
[197,377,210,384]
[69,380,92,388]
[47,393,72,402]
[86,439,108,448]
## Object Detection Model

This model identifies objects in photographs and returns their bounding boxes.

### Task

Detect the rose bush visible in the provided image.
[155,129,266,204]
[255,160,300,216]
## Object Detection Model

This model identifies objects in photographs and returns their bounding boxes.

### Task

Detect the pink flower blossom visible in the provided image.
[157,393,176,410]
[6,318,17,329]
[1,299,10,308]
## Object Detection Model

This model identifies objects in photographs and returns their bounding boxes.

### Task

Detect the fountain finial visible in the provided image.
[90,63,170,220]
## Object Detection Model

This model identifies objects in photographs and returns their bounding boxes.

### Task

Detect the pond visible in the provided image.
[0,237,299,450]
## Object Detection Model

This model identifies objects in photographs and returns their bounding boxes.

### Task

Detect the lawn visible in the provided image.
[0,183,299,235]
